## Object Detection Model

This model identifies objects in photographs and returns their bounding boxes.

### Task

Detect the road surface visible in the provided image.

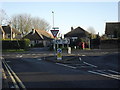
[2,48,120,88]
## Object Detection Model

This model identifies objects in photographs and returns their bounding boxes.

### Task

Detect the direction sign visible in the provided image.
[53,39,70,44]
[50,30,59,38]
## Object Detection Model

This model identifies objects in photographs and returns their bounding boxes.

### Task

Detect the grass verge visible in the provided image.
[2,49,26,52]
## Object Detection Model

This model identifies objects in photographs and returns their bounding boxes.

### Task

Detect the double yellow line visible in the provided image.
[2,58,26,90]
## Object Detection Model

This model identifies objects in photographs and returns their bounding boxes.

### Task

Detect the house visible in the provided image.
[105,22,120,38]
[0,25,5,39]
[23,29,54,47]
[64,27,90,48]
[64,27,90,41]
[1,25,22,39]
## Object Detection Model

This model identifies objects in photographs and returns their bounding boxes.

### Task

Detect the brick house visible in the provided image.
[1,25,22,39]
[105,22,120,38]
[64,27,90,48]
[23,29,54,47]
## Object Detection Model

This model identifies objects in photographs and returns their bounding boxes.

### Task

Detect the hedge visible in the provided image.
[2,39,30,50]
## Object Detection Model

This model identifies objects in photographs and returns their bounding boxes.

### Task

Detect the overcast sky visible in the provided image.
[1,1,118,36]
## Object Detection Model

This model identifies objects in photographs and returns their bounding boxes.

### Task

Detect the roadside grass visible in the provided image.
[84,48,91,50]
[2,49,26,52]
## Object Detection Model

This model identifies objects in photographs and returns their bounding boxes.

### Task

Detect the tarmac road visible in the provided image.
[2,48,120,88]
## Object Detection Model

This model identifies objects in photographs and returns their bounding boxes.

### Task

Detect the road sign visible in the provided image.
[57,48,62,60]
[52,27,59,29]
[50,30,59,38]
[53,39,70,44]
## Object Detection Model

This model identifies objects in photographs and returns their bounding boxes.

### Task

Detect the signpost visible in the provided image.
[50,28,59,61]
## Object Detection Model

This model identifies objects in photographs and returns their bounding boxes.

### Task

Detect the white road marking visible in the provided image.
[19,55,23,58]
[79,57,97,68]
[16,55,23,58]
[83,62,97,68]
[88,70,120,80]
[37,58,42,61]
[108,70,120,74]
[56,63,77,69]
[32,54,36,55]
[26,54,31,55]
[6,61,11,63]
[10,86,15,88]
[79,57,82,61]
[82,55,86,56]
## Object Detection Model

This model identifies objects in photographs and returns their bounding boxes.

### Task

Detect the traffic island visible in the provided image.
[45,56,79,64]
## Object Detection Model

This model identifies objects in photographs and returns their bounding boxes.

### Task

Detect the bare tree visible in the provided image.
[11,14,32,35]
[87,26,96,39]
[0,9,8,25]
[87,26,96,34]
[11,14,50,36]
[31,17,50,31]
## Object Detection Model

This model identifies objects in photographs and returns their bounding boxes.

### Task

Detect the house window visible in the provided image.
[72,37,78,41]
[35,40,39,44]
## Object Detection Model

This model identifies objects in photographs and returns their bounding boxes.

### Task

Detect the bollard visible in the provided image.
[68,47,71,54]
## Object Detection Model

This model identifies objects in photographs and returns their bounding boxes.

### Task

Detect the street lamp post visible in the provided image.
[52,11,56,54]
[52,11,54,29]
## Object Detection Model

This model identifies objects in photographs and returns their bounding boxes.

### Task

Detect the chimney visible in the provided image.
[32,29,35,34]
[71,27,74,31]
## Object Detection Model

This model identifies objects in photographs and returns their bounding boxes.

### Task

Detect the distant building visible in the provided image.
[64,26,90,41]
[64,26,90,48]
[23,29,54,47]
[0,25,22,39]
[105,22,120,38]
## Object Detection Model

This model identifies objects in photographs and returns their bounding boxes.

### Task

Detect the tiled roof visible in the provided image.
[105,22,120,35]
[12,28,21,34]
[64,27,90,38]
[2,25,11,34]
[36,29,54,39]
[23,29,54,40]
[2,25,21,34]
